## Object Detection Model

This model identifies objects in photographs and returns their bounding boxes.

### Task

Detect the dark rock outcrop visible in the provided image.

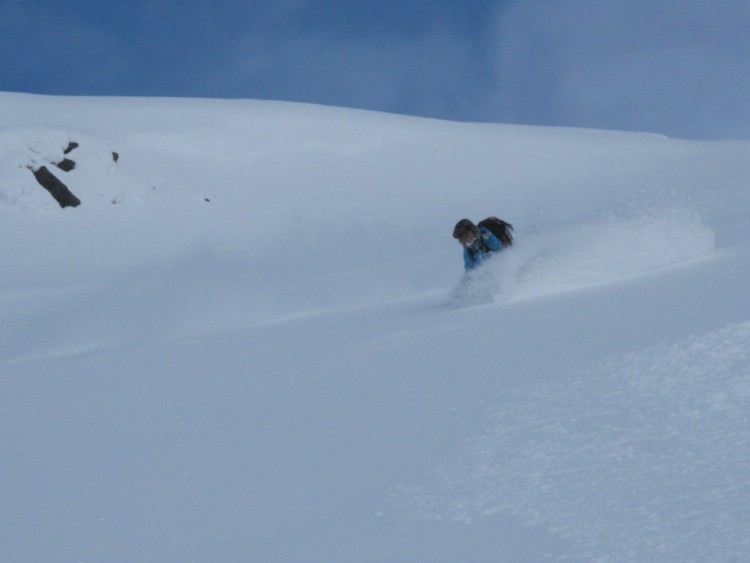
[31,166,81,208]
[55,158,76,172]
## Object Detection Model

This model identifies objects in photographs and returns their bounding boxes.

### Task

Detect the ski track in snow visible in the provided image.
[396,322,750,562]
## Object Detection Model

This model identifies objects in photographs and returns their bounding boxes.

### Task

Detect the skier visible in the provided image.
[452,218,503,271]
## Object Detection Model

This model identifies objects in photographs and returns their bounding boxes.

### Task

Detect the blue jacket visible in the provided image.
[463,227,503,270]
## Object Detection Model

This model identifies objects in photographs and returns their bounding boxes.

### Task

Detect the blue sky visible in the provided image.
[2,0,750,139]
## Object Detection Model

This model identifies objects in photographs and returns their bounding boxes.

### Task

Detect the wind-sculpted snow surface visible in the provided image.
[397,322,750,561]
[0,126,153,209]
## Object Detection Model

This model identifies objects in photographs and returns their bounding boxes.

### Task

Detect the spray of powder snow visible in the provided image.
[451,194,714,307]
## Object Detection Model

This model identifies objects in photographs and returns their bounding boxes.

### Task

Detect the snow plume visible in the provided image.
[451,193,715,306]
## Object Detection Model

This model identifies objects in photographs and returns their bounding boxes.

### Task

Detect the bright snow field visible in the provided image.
[2,92,750,562]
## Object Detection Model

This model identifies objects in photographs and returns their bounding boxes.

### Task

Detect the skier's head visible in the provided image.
[453,219,478,248]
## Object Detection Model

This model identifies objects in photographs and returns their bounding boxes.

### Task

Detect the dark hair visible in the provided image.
[453,218,477,239]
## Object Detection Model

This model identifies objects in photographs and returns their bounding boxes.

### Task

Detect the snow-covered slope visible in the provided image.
[2,92,750,562]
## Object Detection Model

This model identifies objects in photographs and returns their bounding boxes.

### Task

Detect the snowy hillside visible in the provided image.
[2,91,750,562]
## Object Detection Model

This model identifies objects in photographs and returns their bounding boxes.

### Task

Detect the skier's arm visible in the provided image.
[480,228,502,251]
